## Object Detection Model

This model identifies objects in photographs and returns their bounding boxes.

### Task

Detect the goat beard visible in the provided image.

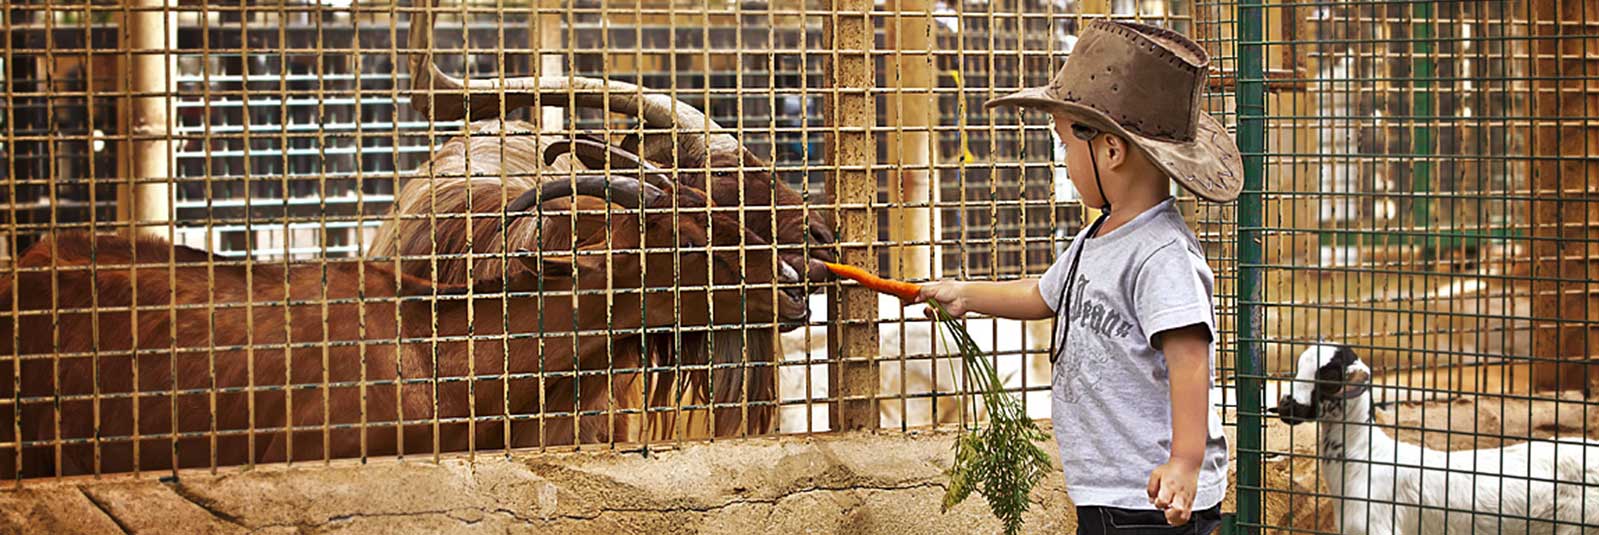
[643,329,779,441]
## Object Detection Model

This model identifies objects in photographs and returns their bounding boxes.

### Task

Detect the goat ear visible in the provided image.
[742,148,770,168]
[513,248,605,279]
[515,248,573,278]
[620,133,641,156]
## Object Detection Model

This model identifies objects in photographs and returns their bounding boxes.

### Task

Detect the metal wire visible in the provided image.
[1221,0,1599,533]
[0,7,1308,523]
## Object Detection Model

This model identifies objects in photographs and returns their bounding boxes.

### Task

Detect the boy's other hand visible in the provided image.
[1146,459,1200,525]
[909,281,968,318]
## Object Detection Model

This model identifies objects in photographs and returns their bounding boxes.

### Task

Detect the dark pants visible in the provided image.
[1075,505,1223,535]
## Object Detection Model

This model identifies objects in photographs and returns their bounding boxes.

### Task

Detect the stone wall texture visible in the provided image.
[1,425,1243,534]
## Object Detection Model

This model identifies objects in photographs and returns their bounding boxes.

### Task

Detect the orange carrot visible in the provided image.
[823,262,922,301]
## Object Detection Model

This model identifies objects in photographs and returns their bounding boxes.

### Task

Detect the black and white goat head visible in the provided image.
[1272,344,1372,426]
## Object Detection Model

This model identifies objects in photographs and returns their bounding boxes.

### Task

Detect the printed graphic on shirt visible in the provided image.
[1054,274,1135,405]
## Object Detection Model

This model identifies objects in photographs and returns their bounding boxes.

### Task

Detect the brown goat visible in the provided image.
[371,2,837,440]
[0,176,803,479]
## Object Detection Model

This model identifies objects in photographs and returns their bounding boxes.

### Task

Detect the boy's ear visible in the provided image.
[1102,134,1129,169]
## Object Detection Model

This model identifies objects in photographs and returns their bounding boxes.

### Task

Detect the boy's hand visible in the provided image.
[899,279,1053,321]
[908,281,969,317]
[1146,459,1200,526]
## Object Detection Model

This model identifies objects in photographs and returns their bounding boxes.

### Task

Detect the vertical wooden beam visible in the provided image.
[118,0,175,239]
[1530,0,1599,391]
[1580,0,1599,384]
[1080,0,1110,18]
[825,0,878,431]
[885,0,937,281]
[1264,0,1318,266]
[1529,0,1560,392]
[535,0,564,133]
[1077,0,1111,226]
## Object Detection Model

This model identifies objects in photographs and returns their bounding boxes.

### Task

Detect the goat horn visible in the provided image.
[407,0,739,163]
[541,134,617,166]
[544,138,677,192]
[505,175,664,216]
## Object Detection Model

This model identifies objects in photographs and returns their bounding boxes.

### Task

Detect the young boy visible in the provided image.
[911,21,1242,534]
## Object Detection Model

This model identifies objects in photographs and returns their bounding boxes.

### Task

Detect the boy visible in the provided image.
[910,21,1242,534]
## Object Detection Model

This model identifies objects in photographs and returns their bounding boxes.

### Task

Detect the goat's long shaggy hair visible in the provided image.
[370,121,779,442]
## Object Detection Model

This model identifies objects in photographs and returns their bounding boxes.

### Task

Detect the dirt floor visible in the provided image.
[1260,390,1599,534]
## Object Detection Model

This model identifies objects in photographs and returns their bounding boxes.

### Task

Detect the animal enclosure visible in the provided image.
[6,0,1187,480]
[1225,0,1599,533]
[1,0,1596,534]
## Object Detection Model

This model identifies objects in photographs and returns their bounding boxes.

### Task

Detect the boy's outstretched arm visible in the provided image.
[1145,323,1213,526]
[908,279,1054,321]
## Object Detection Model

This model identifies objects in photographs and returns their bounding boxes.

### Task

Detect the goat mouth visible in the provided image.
[781,286,808,303]
[803,258,833,287]
[1270,396,1318,426]
[777,287,810,324]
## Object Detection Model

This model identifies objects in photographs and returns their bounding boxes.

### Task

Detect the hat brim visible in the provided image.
[986,88,1244,204]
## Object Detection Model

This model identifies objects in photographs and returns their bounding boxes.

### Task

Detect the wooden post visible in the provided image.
[1265,0,1318,267]
[885,0,937,281]
[1579,0,1599,390]
[1080,0,1110,18]
[118,0,175,239]
[535,0,564,133]
[1077,0,1109,225]
[824,0,878,431]
[1529,0,1599,392]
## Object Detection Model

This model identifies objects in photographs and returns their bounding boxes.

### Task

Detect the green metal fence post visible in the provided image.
[1232,0,1266,533]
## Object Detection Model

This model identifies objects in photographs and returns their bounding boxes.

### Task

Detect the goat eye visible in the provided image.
[712,255,738,273]
[809,227,831,243]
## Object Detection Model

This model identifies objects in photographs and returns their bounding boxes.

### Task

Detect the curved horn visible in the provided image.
[505,175,664,216]
[542,134,619,166]
[543,138,676,192]
[544,137,659,170]
[408,0,737,161]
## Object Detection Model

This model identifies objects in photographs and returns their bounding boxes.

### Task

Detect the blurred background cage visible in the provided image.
[1219,0,1599,533]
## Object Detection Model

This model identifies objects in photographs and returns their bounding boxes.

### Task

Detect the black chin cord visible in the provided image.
[1048,146,1110,366]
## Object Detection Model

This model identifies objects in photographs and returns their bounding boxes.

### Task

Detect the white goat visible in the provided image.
[1274,344,1599,534]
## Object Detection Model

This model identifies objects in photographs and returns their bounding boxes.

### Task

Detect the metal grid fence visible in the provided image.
[1228,0,1599,533]
[0,0,1220,483]
[13,3,1594,534]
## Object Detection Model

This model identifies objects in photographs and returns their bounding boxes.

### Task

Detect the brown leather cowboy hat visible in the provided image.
[986,20,1243,203]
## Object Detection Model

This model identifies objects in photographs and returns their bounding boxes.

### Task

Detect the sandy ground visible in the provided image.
[1258,390,1599,534]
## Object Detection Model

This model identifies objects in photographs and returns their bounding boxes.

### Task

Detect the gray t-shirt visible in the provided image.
[1037,197,1230,510]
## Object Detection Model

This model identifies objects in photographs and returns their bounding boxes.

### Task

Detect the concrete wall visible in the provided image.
[3,427,1186,534]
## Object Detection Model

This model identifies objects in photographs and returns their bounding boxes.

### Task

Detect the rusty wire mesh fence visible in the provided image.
[1,0,1231,483]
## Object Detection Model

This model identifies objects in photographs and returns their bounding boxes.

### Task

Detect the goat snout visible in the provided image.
[779,260,801,284]
[1271,394,1317,426]
[773,260,810,327]
[804,257,832,284]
